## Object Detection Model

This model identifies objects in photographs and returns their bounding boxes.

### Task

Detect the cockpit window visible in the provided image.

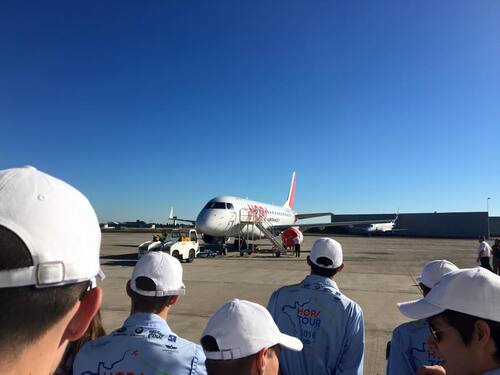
[204,201,234,209]
[205,202,227,209]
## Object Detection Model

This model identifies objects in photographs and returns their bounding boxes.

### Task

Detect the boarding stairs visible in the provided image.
[238,209,288,257]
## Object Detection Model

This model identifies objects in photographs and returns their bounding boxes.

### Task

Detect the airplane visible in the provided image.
[346,215,400,235]
[194,172,395,251]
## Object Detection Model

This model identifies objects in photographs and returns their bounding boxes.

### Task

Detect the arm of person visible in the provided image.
[386,326,414,375]
[337,304,365,375]
[192,345,207,375]
[266,290,279,316]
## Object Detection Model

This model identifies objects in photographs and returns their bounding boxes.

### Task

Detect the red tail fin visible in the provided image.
[283,172,296,209]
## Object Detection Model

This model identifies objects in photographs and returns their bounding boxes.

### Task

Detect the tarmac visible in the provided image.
[99,232,479,375]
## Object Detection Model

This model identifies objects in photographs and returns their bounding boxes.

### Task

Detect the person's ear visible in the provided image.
[337,263,345,273]
[256,347,269,374]
[63,287,102,341]
[474,320,491,347]
[168,295,180,306]
[126,280,132,297]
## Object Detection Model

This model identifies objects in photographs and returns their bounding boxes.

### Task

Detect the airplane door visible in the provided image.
[225,211,237,231]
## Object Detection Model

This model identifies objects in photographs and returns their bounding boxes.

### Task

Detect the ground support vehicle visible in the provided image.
[138,229,199,262]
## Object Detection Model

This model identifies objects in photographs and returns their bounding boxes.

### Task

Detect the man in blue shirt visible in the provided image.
[74,251,207,375]
[267,237,365,375]
[387,260,458,375]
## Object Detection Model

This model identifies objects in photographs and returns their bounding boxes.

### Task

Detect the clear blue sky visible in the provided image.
[1,0,499,222]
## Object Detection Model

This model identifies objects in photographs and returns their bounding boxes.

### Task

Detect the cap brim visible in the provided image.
[397,298,446,320]
[278,332,303,352]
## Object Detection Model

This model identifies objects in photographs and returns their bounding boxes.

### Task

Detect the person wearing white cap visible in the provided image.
[397,267,500,375]
[0,166,103,375]
[387,260,459,375]
[267,237,365,375]
[477,236,493,272]
[73,251,207,375]
[200,299,303,375]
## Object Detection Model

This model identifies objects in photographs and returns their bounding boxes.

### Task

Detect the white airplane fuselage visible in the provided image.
[349,221,396,234]
[195,196,296,239]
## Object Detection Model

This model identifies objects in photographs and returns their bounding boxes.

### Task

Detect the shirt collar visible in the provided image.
[303,274,339,291]
[123,312,172,332]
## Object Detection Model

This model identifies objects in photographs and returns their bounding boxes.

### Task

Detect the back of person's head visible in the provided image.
[201,299,303,375]
[307,238,344,278]
[127,251,185,314]
[0,166,103,371]
[479,236,486,242]
[416,259,459,296]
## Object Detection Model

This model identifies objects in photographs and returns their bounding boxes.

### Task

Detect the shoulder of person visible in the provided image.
[338,294,364,315]
[272,283,302,295]
[394,319,427,334]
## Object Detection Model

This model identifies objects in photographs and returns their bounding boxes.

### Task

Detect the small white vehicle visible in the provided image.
[138,229,199,263]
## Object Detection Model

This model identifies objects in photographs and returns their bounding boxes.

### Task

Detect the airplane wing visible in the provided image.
[172,218,196,224]
[272,219,396,232]
[295,212,334,220]
[169,207,196,224]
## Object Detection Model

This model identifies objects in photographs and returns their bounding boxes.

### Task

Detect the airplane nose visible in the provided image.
[196,210,221,235]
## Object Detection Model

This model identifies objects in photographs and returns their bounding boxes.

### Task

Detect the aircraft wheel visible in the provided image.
[275,251,281,258]
[240,251,244,257]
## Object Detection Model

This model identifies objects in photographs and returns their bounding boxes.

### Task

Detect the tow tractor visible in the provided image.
[138,229,200,263]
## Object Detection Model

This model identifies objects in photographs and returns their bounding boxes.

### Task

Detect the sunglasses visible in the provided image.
[429,324,454,343]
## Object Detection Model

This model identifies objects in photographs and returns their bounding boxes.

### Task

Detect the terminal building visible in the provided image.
[310,211,497,239]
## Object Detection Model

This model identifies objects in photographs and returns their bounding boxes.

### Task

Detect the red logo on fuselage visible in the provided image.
[248,204,268,222]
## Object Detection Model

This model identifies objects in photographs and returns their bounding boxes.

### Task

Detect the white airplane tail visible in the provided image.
[283,172,296,209]
[169,207,174,220]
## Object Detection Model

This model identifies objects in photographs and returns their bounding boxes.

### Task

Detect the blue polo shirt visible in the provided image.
[73,312,206,375]
[387,320,442,375]
[267,275,365,375]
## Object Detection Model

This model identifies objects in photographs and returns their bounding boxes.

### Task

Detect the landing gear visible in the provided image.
[234,239,247,251]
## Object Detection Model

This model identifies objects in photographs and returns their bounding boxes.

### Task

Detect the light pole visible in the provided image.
[487,197,491,239]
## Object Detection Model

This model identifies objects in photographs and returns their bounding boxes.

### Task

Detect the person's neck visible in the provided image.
[479,358,500,374]
[0,327,68,375]
[309,272,335,281]
[131,307,170,321]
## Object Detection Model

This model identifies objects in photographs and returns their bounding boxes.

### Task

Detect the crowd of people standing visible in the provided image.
[1,166,499,375]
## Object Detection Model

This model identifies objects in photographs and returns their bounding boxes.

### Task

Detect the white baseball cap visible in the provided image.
[201,299,303,360]
[309,238,343,269]
[415,260,459,289]
[0,166,103,288]
[131,251,185,297]
[398,267,500,322]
